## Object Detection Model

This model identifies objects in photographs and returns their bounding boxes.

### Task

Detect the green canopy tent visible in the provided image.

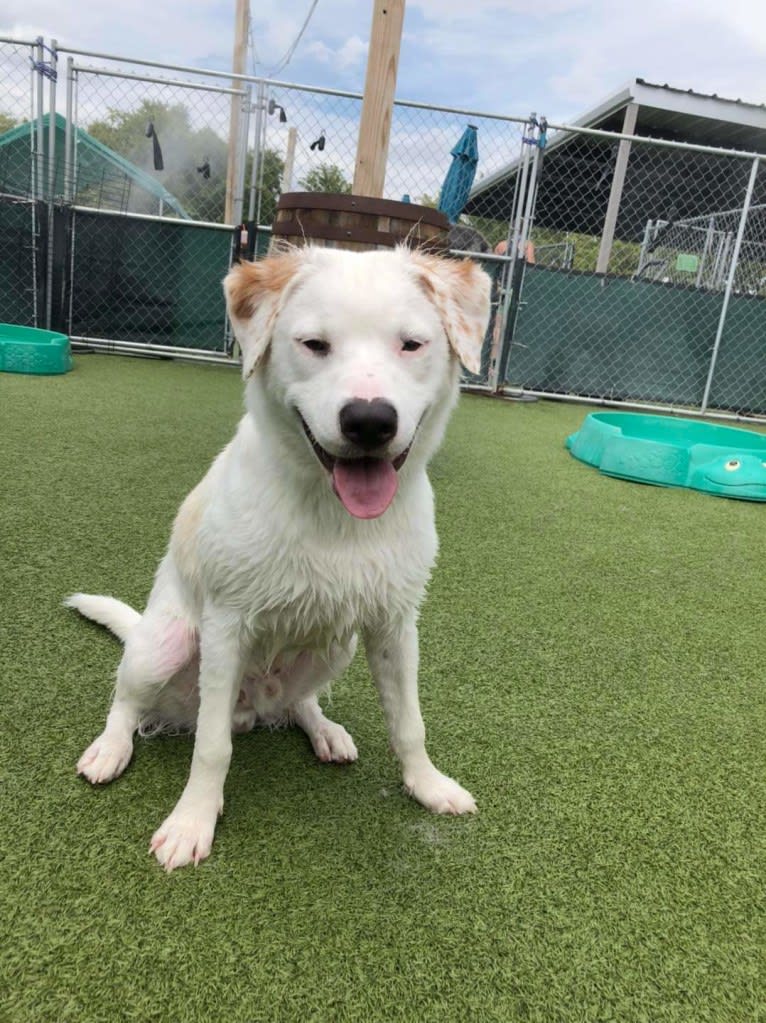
[0,113,190,217]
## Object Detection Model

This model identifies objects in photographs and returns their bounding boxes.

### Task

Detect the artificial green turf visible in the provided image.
[1,354,765,1023]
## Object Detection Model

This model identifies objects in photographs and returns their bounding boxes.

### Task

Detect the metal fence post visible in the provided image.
[231,86,250,228]
[508,115,535,275]
[64,56,74,201]
[44,39,58,329]
[696,215,715,288]
[493,115,544,390]
[35,38,45,201]
[247,80,266,224]
[700,156,760,414]
[255,89,270,234]
[489,115,536,391]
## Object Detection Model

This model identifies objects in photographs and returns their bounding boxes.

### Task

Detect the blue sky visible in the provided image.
[3,0,765,124]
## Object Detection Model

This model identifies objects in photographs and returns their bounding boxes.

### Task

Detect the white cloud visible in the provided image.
[337,35,368,69]
[1,0,764,130]
[305,35,368,71]
[537,0,766,118]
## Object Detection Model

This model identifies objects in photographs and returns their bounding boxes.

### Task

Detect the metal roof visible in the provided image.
[465,78,766,237]
[565,78,766,149]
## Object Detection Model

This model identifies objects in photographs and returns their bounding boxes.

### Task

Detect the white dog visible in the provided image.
[68,245,491,871]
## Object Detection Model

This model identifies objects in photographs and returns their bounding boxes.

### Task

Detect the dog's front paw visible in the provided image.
[77,734,133,784]
[404,767,477,815]
[149,804,219,872]
[311,721,358,763]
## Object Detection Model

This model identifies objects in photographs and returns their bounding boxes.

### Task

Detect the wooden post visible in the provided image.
[225,0,249,225]
[353,0,406,198]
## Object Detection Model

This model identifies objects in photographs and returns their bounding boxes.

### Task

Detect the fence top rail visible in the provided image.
[0,35,39,48]
[450,249,514,264]
[58,44,258,83]
[71,63,248,97]
[71,204,236,232]
[69,336,236,363]
[264,77,529,123]
[253,77,362,102]
[545,119,766,161]
[392,96,527,124]
[674,202,766,226]
[0,191,37,204]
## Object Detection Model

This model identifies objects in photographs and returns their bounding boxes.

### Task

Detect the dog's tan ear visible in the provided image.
[410,252,491,376]
[223,252,304,378]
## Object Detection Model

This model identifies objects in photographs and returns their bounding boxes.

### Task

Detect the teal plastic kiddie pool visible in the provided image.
[566,412,766,501]
[0,323,72,375]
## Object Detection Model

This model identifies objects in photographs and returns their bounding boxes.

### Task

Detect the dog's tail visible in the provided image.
[65,593,141,642]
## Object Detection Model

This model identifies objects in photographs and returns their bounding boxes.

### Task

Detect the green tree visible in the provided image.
[248,147,285,227]
[0,113,16,135]
[88,101,226,219]
[298,163,352,194]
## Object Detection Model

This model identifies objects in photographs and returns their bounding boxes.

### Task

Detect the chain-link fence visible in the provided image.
[252,82,527,259]
[55,55,253,355]
[66,62,250,223]
[0,195,44,326]
[1,37,764,418]
[67,208,233,354]
[637,203,766,296]
[473,118,766,420]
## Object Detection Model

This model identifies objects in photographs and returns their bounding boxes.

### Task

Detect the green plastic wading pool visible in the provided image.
[566,412,766,502]
[0,323,72,375]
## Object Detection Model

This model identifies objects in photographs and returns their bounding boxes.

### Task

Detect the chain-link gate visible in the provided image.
[59,56,251,358]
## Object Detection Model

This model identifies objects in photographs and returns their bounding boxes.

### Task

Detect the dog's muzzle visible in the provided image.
[298,412,412,519]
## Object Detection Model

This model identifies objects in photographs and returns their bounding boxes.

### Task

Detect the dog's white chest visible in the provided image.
[250,531,432,644]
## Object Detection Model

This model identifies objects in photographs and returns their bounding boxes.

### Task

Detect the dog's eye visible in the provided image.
[302,339,330,356]
[725,459,741,471]
[401,339,423,353]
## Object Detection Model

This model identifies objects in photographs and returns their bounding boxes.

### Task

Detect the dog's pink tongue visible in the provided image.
[332,458,398,519]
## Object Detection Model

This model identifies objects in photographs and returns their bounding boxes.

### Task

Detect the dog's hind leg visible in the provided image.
[288,637,359,763]
[77,615,198,784]
[292,694,358,763]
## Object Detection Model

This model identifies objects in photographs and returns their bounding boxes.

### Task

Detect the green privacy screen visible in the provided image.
[69,211,233,351]
[0,199,42,327]
[506,267,766,416]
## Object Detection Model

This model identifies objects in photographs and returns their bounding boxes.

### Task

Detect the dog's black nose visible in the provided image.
[339,399,398,450]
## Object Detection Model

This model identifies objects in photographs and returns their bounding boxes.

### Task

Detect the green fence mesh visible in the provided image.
[69,210,232,350]
[0,198,41,326]
[506,267,766,415]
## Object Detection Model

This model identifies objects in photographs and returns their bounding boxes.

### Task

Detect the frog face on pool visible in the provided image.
[690,453,766,500]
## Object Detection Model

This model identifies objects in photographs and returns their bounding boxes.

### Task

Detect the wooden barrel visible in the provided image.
[270,192,449,253]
